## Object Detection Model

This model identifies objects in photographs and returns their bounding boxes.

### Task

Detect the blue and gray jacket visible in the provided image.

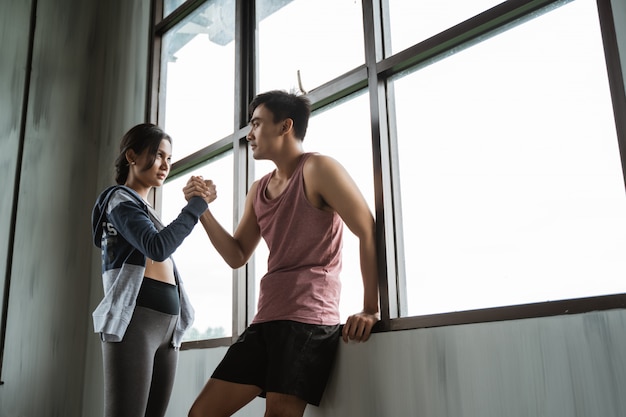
[91,185,207,348]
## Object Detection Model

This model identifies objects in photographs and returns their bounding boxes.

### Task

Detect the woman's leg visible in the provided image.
[102,314,154,417]
[144,314,179,417]
[102,307,177,417]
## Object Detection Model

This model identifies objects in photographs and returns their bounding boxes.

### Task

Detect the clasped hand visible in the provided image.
[183,175,217,205]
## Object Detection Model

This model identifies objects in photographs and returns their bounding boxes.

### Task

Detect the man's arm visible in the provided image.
[304,155,380,343]
[184,176,261,269]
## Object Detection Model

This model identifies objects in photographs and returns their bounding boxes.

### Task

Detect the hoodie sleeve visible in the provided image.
[106,189,207,262]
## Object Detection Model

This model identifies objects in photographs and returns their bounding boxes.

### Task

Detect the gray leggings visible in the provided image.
[102,306,179,417]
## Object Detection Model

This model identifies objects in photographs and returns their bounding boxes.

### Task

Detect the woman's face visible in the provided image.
[128,138,172,190]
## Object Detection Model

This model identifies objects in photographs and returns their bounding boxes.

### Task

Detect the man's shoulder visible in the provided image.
[303,153,344,180]
[302,153,351,209]
[303,153,339,171]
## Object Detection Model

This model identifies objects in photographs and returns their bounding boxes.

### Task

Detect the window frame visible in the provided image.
[146,0,626,348]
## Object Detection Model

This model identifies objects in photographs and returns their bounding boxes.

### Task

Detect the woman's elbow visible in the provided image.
[147,252,171,262]
[144,243,173,262]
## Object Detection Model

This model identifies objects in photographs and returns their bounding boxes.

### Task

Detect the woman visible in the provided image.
[91,123,214,417]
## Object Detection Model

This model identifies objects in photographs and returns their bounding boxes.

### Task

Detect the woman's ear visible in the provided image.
[125,149,137,165]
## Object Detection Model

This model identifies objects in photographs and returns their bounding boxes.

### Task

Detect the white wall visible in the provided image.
[165,310,626,417]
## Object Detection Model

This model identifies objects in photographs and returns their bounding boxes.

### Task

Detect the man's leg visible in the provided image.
[188,378,261,417]
[265,392,307,417]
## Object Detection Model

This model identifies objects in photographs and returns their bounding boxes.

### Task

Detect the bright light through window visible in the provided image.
[161,151,235,340]
[392,0,626,316]
[387,0,504,55]
[160,1,235,163]
[256,0,364,93]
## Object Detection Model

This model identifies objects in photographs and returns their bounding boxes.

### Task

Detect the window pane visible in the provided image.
[392,0,626,316]
[161,151,234,340]
[163,0,186,18]
[253,92,374,322]
[256,0,364,93]
[386,0,503,55]
[160,0,235,162]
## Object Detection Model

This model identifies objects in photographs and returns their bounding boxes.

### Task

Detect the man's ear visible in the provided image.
[282,118,293,134]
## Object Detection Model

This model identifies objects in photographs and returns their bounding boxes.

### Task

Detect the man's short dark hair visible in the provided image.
[249,90,311,140]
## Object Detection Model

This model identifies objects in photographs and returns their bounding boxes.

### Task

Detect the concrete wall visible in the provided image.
[0,0,624,416]
[0,0,30,345]
[0,0,149,415]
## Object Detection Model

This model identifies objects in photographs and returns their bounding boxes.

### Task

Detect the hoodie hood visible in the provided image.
[92,185,119,248]
[91,185,144,248]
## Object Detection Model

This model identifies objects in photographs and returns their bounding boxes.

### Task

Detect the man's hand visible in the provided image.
[183,176,217,205]
[342,311,380,343]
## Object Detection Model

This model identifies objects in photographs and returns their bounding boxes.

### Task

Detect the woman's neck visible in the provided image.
[124,182,151,203]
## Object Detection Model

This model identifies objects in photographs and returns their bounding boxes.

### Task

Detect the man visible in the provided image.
[185,90,379,417]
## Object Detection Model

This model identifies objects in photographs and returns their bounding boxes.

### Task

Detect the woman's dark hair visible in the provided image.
[248,90,311,140]
[114,123,172,185]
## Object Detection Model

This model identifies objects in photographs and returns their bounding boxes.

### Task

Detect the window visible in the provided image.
[386,0,503,55]
[391,0,626,316]
[161,151,235,340]
[151,0,626,345]
[256,0,365,92]
[159,0,235,163]
[164,0,186,17]
[155,0,238,342]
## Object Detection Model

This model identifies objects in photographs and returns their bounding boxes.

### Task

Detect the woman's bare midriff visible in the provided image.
[144,257,176,285]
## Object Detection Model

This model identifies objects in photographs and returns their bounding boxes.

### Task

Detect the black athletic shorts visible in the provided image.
[211,320,341,406]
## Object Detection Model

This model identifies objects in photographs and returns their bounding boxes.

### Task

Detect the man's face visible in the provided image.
[246,104,283,160]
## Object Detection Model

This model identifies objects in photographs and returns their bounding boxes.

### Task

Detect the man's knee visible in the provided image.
[265,393,307,417]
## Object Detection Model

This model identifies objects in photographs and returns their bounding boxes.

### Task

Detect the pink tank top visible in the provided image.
[252,153,343,325]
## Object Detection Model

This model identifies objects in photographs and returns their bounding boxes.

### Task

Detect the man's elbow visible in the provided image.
[224,254,247,270]
[226,260,245,269]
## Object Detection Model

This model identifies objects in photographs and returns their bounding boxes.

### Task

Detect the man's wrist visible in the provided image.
[362,308,380,318]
